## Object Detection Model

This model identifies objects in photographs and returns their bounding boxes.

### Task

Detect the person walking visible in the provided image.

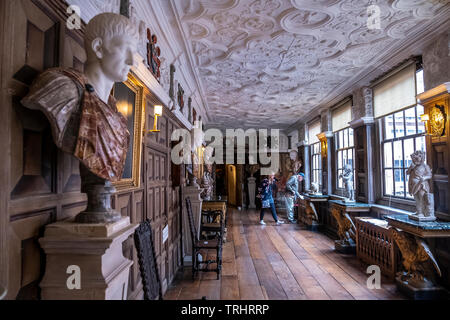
[257,173,284,225]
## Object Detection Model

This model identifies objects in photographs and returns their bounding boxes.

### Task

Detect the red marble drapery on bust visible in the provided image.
[21,68,130,182]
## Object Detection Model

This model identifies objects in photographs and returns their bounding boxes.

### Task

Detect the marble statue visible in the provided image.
[339,164,355,202]
[285,172,304,223]
[407,151,435,221]
[200,171,214,200]
[391,228,441,288]
[331,207,356,246]
[21,13,140,223]
[310,182,320,195]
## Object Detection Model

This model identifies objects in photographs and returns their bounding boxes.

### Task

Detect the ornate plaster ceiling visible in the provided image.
[175,0,449,129]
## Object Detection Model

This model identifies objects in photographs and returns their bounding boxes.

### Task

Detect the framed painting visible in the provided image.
[112,73,145,189]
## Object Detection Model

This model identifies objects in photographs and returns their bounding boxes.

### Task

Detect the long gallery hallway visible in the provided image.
[165,208,405,300]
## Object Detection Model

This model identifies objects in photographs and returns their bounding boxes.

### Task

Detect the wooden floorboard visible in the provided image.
[164,208,405,300]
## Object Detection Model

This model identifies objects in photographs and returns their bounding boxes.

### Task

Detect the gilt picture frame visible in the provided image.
[112,73,145,190]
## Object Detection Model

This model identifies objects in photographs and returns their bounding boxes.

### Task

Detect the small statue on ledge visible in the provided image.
[200,171,214,200]
[339,164,355,202]
[21,13,141,224]
[407,151,436,221]
[309,182,320,195]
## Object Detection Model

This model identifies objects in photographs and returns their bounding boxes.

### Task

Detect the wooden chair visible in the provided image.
[134,220,163,300]
[186,197,223,280]
[200,209,225,241]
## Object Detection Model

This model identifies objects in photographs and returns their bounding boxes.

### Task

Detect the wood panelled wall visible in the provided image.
[1,0,185,300]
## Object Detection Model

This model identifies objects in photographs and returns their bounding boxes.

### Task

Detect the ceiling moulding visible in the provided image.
[65,0,120,23]
[166,0,211,122]
[300,6,450,126]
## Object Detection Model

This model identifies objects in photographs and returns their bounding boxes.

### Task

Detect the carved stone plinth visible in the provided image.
[75,164,121,224]
[39,217,138,300]
[396,273,448,300]
[409,214,437,222]
[335,239,356,255]
[247,177,256,209]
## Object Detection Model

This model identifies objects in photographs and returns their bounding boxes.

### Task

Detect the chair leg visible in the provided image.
[192,248,196,280]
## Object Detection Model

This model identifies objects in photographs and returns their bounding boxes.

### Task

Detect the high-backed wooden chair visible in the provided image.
[134,220,163,300]
[200,209,225,241]
[186,197,222,280]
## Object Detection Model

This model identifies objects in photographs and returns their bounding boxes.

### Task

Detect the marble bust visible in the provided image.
[339,164,355,202]
[407,150,435,221]
[21,13,140,223]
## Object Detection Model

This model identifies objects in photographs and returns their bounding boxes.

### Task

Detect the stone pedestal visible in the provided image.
[39,217,138,300]
[396,274,448,300]
[182,185,203,265]
[247,177,256,209]
[335,240,356,255]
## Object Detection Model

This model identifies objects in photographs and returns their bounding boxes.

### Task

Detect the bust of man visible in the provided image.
[21,13,140,223]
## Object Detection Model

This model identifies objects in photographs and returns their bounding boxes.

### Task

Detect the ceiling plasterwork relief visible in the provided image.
[175,0,449,129]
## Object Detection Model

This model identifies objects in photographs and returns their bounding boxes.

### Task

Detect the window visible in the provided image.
[308,120,322,189]
[381,105,426,199]
[378,67,426,199]
[335,127,355,189]
[332,99,353,190]
[310,142,322,189]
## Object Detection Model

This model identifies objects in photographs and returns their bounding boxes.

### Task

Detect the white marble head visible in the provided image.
[85,13,140,82]
[411,150,426,165]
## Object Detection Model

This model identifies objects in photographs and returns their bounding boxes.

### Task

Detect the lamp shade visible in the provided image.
[154,105,163,116]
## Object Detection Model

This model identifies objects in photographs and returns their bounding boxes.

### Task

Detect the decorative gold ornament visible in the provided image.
[429,105,446,137]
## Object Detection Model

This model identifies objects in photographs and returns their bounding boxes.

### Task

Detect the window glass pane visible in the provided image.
[348,149,353,168]
[384,115,394,140]
[384,169,393,196]
[394,169,405,197]
[349,129,354,147]
[339,130,344,150]
[404,138,414,169]
[343,129,348,148]
[417,105,426,134]
[394,111,405,138]
[405,169,413,199]
[384,142,392,168]
[343,149,349,167]
[416,136,426,153]
[393,140,402,168]
[338,151,343,170]
[338,170,343,188]
[416,69,424,95]
[404,107,416,136]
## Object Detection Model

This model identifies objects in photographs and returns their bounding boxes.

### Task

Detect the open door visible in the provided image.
[226,165,237,206]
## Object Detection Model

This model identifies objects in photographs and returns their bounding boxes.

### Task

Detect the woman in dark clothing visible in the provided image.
[257,173,284,225]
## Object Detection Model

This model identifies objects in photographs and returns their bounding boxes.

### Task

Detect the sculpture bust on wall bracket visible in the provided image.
[21,13,141,224]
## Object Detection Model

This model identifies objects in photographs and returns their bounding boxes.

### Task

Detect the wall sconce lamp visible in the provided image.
[150,105,163,133]
[420,114,433,137]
